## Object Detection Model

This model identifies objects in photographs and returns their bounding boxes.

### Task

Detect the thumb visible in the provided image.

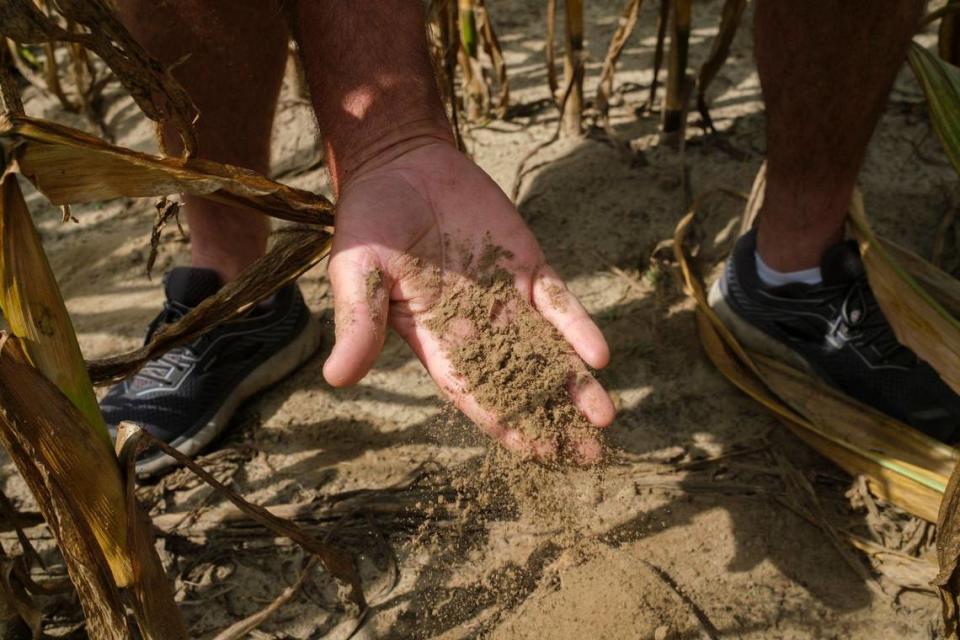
[322,246,389,387]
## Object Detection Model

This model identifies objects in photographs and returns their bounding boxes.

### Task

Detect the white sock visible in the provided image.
[755,252,822,287]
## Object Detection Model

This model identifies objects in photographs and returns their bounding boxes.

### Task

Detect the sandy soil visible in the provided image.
[3,1,957,638]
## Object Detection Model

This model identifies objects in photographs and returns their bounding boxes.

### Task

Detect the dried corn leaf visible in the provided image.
[88,229,332,384]
[476,0,509,117]
[0,0,198,156]
[211,557,317,640]
[0,337,188,639]
[107,427,183,640]
[849,193,960,397]
[0,114,334,227]
[678,171,960,633]
[116,422,366,611]
[0,336,130,639]
[5,39,47,98]
[848,534,938,594]
[674,183,958,524]
[0,44,24,115]
[0,554,41,640]
[909,42,960,176]
[1,148,188,639]
[0,166,104,438]
[893,42,960,635]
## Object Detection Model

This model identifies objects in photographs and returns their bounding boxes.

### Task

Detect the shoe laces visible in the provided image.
[831,276,910,361]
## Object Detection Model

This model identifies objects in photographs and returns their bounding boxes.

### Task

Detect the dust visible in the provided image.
[546,282,569,312]
[365,266,383,322]
[365,266,382,302]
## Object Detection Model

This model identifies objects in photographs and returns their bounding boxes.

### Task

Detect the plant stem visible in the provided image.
[662,0,691,132]
[563,0,584,136]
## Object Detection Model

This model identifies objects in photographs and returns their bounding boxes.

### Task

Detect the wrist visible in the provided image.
[327,118,455,192]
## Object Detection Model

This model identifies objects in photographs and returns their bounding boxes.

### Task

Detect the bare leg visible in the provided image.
[115,1,288,282]
[754,0,923,272]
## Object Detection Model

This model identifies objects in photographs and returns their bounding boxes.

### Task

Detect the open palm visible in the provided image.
[323,142,615,461]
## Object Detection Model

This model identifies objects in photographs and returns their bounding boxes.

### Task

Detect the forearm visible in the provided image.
[292,2,454,191]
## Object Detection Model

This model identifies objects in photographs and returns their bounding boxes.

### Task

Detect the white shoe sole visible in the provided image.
[135,315,324,476]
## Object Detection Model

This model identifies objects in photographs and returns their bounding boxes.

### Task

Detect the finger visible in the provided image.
[322,247,390,387]
[568,369,616,428]
[532,265,610,369]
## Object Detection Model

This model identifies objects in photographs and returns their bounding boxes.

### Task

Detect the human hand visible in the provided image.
[323,139,615,463]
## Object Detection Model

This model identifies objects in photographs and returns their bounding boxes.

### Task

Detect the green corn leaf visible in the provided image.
[908,41,960,175]
[0,168,107,442]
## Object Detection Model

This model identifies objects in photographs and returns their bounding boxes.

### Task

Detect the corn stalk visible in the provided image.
[0,105,362,637]
[476,0,509,117]
[427,0,467,148]
[458,0,490,121]
[562,0,585,136]
[427,0,508,128]
[644,0,670,112]
[545,0,560,102]
[695,0,747,132]
[595,0,644,124]
[661,0,691,132]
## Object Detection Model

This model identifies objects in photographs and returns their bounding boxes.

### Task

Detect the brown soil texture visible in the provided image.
[427,236,595,460]
[0,1,953,638]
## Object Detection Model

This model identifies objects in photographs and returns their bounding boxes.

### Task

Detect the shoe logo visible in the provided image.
[127,296,300,398]
[825,316,852,351]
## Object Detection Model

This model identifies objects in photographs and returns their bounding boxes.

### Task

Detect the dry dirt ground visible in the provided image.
[3,1,958,638]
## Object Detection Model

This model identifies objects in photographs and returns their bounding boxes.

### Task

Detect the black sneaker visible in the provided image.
[100,267,322,474]
[709,229,960,442]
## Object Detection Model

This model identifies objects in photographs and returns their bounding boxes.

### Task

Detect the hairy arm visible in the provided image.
[289,3,614,462]
[292,2,453,190]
